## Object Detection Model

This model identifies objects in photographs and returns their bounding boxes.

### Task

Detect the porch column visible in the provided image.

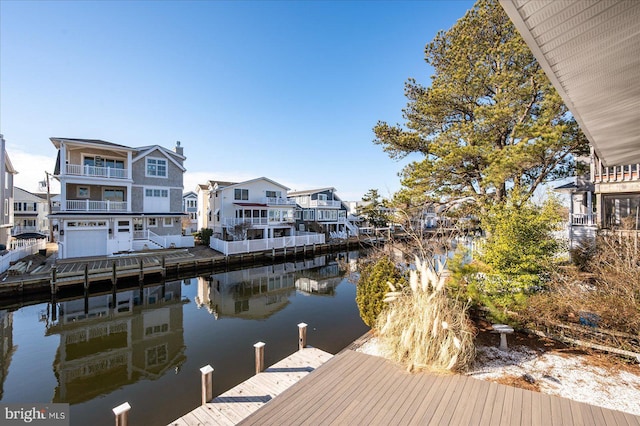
[127,151,132,180]
[587,191,593,224]
[595,193,603,227]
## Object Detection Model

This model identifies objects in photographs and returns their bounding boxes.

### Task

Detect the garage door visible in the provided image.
[65,229,108,258]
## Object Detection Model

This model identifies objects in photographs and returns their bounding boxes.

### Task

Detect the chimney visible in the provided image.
[174,140,184,156]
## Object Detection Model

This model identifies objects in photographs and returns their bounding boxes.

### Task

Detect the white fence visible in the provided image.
[1,238,47,274]
[210,234,325,256]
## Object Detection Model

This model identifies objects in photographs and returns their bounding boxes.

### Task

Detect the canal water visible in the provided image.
[0,250,370,425]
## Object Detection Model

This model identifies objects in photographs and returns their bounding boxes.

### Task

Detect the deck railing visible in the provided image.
[210,234,325,255]
[571,213,595,226]
[263,197,296,206]
[593,158,640,183]
[65,163,128,179]
[55,200,128,212]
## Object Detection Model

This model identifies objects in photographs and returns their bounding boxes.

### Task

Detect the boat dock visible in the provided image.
[169,347,333,426]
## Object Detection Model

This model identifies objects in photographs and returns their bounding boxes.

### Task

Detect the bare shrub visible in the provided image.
[376,257,476,373]
[525,232,640,334]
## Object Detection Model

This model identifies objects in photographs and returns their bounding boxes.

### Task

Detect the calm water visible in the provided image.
[0,250,369,425]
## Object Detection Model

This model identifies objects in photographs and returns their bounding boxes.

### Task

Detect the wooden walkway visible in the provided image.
[169,347,333,425]
[238,350,640,426]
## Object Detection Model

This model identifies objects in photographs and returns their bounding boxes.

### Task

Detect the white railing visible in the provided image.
[1,238,46,274]
[57,200,128,212]
[310,200,342,208]
[263,197,296,206]
[571,213,595,226]
[65,163,128,179]
[210,234,325,255]
[593,157,640,183]
[222,217,295,227]
[132,230,194,249]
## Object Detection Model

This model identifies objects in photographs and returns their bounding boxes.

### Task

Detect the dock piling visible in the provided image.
[200,365,214,405]
[298,322,307,350]
[111,261,117,286]
[50,265,57,295]
[112,402,130,426]
[254,342,266,374]
[84,264,89,290]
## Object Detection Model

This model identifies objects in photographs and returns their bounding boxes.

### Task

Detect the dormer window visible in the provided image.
[146,157,167,178]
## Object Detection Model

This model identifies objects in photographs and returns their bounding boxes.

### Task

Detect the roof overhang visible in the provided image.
[500,0,640,166]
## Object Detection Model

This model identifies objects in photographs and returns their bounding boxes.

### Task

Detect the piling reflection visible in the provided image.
[0,310,15,399]
[44,281,187,404]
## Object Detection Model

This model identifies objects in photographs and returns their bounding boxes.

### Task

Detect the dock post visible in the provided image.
[298,322,308,351]
[84,264,89,290]
[112,261,117,286]
[200,365,214,405]
[254,342,265,374]
[162,256,166,278]
[50,265,57,295]
[112,402,131,426]
[139,259,144,283]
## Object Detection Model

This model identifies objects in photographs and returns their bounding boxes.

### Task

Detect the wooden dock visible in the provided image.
[168,347,333,426]
[237,350,640,426]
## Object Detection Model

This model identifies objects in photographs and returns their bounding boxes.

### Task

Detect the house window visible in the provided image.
[77,187,90,198]
[318,194,327,201]
[234,188,249,200]
[146,158,167,178]
[104,188,124,202]
[266,190,281,198]
[163,217,172,226]
[303,210,314,221]
[145,189,168,197]
[148,218,157,227]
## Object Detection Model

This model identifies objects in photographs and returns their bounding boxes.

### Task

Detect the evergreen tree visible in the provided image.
[374,0,588,213]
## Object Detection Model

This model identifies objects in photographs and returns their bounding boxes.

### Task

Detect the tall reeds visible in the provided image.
[376,256,475,373]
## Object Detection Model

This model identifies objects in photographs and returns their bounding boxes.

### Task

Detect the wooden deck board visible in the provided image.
[176,349,640,426]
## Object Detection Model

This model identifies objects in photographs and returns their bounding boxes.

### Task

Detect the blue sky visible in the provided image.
[1,0,474,200]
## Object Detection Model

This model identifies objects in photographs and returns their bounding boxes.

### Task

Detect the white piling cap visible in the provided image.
[112,402,131,415]
[298,322,308,328]
[254,341,266,348]
[200,365,214,375]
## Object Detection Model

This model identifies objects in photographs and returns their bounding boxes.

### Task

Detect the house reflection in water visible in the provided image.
[45,281,187,404]
[196,253,353,320]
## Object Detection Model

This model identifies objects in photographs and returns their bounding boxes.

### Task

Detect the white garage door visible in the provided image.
[66,229,108,258]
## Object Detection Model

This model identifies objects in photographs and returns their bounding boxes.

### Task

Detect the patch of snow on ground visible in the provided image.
[356,337,640,416]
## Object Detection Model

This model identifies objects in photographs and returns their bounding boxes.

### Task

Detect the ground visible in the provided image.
[356,321,640,416]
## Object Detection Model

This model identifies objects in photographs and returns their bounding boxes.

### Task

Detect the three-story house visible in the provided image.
[50,138,193,259]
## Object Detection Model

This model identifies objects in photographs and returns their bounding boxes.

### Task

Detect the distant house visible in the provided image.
[182,191,198,235]
[12,187,51,238]
[195,183,211,231]
[201,177,324,255]
[207,177,296,241]
[0,135,17,248]
[557,148,639,248]
[49,138,193,259]
[288,188,357,238]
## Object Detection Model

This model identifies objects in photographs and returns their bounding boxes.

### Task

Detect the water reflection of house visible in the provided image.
[45,281,187,404]
[195,255,347,319]
[0,310,15,399]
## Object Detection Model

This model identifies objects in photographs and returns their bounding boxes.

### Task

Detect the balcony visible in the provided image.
[593,160,640,184]
[309,200,342,208]
[571,213,595,226]
[263,197,296,206]
[65,163,128,180]
[53,200,128,213]
[223,217,295,227]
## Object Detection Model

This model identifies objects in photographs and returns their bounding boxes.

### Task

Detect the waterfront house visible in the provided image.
[203,177,324,255]
[501,1,640,241]
[0,135,17,249]
[288,187,358,238]
[195,182,212,231]
[182,191,198,235]
[49,138,194,259]
[12,187,51,238]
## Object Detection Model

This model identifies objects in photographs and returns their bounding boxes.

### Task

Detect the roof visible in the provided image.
[50,137,135,151]
[233,202,268,207]
[182,191,197,198]
[214,177,290,191]
[499,0,640,166]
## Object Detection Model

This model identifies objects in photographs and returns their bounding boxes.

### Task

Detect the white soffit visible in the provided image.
[500,0,640,166]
